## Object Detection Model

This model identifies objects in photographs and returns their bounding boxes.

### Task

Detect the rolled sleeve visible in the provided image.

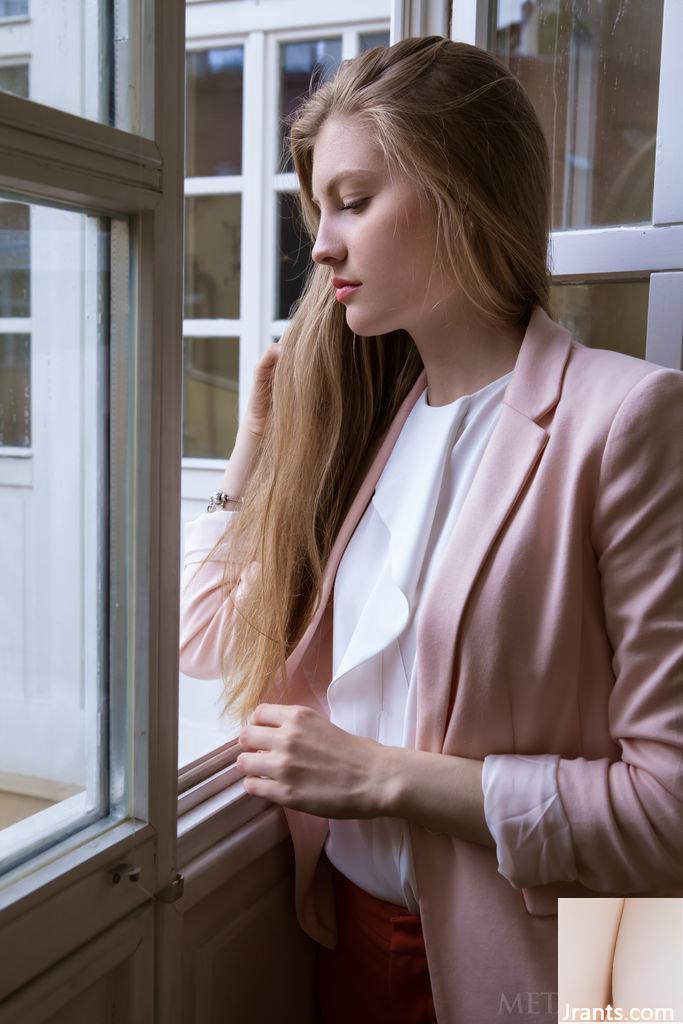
[482,753,578,888]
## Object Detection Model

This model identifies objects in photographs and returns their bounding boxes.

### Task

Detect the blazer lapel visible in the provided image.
[282,304,574,742]
[415,405,549,751]
[417,306,573,752]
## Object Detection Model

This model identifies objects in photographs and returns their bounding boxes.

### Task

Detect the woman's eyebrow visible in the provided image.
[311,169,377,205]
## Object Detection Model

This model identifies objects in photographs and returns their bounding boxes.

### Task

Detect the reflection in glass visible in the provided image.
[550,279,649,359]
[278,38,342,174]
[0,4,121,132]
[0,333,30,447]
[186,47,244,177]
[490,0,664,228]
[0,0,27,15]
[277,191,312,322]
[0,63,28,98]
[184,195,241,319]
[360,31,390,52]
[0,202,30,317]
[182,336,239,459]
[0,204,110,874]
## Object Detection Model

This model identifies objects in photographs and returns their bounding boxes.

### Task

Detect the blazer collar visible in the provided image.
[504,305,574,422]
[283,304,573,735]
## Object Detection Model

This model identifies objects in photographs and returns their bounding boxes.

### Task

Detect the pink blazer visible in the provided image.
[179,305,683,1023]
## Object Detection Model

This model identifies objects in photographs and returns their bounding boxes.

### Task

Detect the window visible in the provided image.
[451,0,683,370]
[0,1,28,17]
[0,0,182,966]
[0,0,192,1008]
[0,332,29,446]
[179,7,390,770]
[183,335,240,460]
[0,62,28,98]
[0,203,113,875]
[278,38,342,176]
[549,279,649,359]
[182,45,244,468]
[186,46,244,177]
[0,201,30,450]
[491,0,663,229]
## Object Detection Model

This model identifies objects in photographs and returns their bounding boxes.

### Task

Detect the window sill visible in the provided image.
[0,454,32,487]
[178,737,241,798]
[177,765,287,868]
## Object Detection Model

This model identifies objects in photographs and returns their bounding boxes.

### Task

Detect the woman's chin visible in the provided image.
[345,308,395,337]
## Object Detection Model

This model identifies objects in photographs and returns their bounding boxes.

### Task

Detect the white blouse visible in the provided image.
[180,369,576,913]
[325,370,513,911]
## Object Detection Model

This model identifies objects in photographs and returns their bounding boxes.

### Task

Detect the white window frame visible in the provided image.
[181,0,399,468]
[452,0,683,370]
[182,39,244,473]
[0,0,186,995]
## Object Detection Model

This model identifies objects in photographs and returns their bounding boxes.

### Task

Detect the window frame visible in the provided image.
[0,0,186,991]
[452,0,683,369]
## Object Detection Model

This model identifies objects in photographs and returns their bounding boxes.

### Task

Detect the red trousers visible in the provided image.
[315,856,438,1024]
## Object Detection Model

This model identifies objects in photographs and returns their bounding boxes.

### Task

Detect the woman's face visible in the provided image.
[310,117,451,339]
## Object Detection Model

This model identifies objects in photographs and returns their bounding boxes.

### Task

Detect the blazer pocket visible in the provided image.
[522,880,606,917]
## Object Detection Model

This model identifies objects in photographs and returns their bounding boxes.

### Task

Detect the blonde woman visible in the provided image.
[179,37,683,1024]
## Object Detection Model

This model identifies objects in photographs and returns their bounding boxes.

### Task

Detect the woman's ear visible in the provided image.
[558,898,625,1014]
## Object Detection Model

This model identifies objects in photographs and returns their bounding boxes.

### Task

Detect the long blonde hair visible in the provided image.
[197,35,552,724]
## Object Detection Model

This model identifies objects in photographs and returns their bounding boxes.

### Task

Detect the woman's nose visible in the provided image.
[311,227,345,266]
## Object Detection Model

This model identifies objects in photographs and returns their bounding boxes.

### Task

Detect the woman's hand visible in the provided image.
[245,342,281,438]
[236,703,394,820]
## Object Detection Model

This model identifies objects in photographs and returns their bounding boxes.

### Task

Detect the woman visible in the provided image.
[559,898,683,1020]
[179,37,683,1024]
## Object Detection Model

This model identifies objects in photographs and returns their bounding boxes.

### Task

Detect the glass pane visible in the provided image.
[359,31,390,52]
[277,191,312,321]
[182,336,239,459]
[0,5,148,135]
[549,279,649,359]
[178,669,242,768]
[179,334,241,765]
[0,1,28,15]
[0,62,28,97]
[0,201,111,875]
[278,38,343,174]
[186,47,244,177]
[184,195,241,319]
[0,333,29,446]
[0,201,30,317]
[490,1,664,228]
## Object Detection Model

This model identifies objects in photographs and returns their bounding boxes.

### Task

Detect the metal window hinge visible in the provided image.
[109,864,185,903]
[155,871,185,903]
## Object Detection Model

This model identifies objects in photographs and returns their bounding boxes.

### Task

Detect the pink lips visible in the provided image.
[335,284,361,301]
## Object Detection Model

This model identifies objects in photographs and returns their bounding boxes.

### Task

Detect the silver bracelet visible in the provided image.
[207,490,244,513]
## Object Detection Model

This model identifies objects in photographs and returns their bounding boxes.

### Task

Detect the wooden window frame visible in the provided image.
[0,0,186,994]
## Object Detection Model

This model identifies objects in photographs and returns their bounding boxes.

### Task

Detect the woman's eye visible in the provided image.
[340,199,367,212]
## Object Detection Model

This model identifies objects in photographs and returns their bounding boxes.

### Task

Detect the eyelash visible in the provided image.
[340,199,367,212]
